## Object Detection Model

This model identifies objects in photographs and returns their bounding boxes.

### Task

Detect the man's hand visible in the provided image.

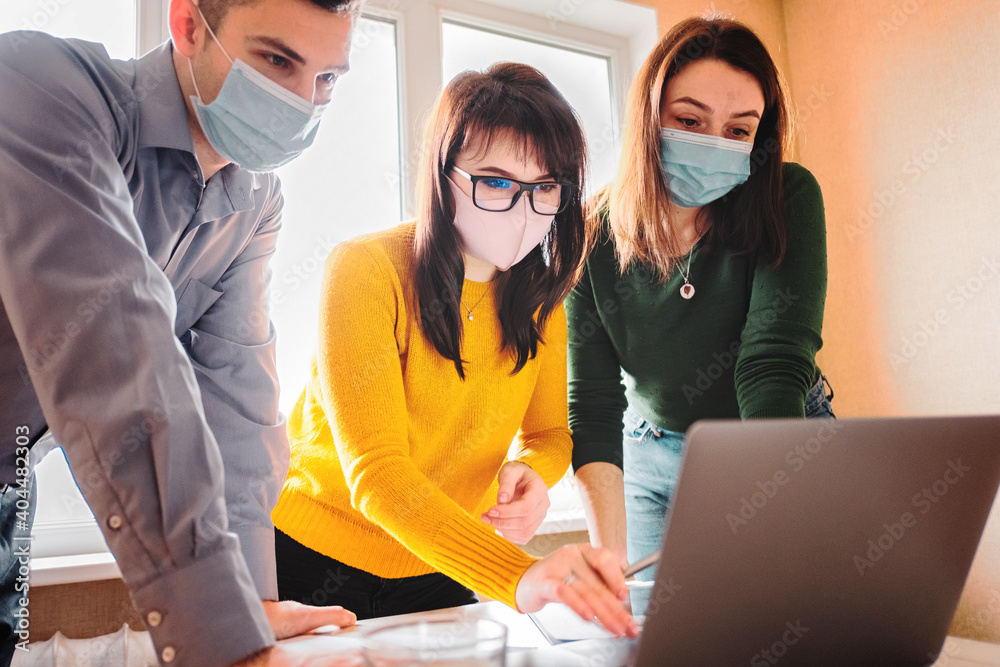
[228,601,360,666]
[262,600,357,640]
[481,461,550,544]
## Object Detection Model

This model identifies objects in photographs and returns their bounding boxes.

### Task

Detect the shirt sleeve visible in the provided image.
[735,163,828,419]
[183,177,289,601]
[508,304,573,487]
[316,241,537,608]
[0,33,273,665]
[566,259,628,471]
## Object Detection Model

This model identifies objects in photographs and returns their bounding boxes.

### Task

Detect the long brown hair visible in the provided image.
[414,63,587,379]
[594,16,792,278]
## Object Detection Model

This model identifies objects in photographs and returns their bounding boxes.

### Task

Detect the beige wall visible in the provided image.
[632,0,1000,642]
[781,0,1000,642]
[634,0,792,78]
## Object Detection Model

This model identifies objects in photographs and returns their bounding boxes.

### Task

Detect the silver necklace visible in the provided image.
[678,243,696,300]
[460,291,489,321]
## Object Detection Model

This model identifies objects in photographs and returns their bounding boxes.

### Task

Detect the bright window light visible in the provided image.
[1,0,137,59]
[272,16,402,413]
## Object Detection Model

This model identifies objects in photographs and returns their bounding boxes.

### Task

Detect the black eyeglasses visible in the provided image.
[450,167,574,215]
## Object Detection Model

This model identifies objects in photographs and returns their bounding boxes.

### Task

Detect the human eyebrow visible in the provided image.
[246,36,350,74]
[477,166,556,181]
[671,96,713,113]
[731,109,762,120]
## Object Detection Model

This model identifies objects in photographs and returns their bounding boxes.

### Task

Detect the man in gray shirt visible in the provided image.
[0,0,359,664]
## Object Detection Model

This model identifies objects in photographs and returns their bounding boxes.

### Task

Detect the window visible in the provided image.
[15,0,657,571]
[1,0,137,59]
[272,16,402,412]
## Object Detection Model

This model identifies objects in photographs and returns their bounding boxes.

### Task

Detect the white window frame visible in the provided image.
[30,0,657,583]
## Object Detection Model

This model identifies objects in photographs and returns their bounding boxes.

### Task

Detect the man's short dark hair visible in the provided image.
[200,0,362,31]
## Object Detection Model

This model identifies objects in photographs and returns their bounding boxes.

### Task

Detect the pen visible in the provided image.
[623,550,661,579]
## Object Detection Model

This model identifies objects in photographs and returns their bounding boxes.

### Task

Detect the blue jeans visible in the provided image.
[622,376,834,616]
[0,474,35,666]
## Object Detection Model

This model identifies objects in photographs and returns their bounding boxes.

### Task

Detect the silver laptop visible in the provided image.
[625,415,1000,666]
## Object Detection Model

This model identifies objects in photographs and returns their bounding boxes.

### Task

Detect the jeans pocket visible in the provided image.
[805,375,836,419]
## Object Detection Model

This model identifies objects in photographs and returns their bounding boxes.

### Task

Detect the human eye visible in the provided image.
[262,53,292,71]
[730,127,751,138]
[317,72,339,87]
[481,177,514,191]
[677,117,699,128]
[534,183,559,193]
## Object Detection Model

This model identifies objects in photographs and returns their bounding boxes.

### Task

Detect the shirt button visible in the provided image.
[146,611,162,627]
[108,515,123,530]
[161,646,176,663]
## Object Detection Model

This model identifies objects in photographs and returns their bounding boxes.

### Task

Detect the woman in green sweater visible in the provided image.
[568,17,834,614]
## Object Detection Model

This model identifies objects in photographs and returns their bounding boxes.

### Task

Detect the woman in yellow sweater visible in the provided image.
[272,63,637,638]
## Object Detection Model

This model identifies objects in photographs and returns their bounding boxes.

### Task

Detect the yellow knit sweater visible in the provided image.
[272,222,572,608]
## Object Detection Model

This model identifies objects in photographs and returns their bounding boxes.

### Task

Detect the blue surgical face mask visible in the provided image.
[659,128,752,208]
[187,8,328,173]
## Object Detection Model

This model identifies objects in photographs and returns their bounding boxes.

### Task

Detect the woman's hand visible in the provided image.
[515,544,639,639]
[481,461,550,544]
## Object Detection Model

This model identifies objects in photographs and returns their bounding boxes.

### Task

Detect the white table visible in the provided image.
[274,601,1000,667]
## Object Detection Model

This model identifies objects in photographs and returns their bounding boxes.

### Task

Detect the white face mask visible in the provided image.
[447,176,555,271]
[187,5,329,172]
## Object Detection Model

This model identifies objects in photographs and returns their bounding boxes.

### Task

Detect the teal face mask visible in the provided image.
[659,128,752,208]
[187,8,328,173]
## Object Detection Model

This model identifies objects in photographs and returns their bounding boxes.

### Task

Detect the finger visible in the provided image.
[481,514,541,531]
[483,499,543,520]
[571,579,634,638]
[557,579,598,623]
[496,464,524,505]
[581,545,629,597]
[265,601,357,640]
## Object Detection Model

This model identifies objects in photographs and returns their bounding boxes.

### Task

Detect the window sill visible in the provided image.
[30,552,121,587]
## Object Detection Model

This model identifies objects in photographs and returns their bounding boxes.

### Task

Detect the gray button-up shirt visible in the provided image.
[0,32,289,664]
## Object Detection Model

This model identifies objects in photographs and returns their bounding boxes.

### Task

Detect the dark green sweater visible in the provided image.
[568,162,827,470]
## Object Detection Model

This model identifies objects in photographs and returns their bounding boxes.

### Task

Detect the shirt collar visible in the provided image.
[134,41,195,154]
[134,42,263,211]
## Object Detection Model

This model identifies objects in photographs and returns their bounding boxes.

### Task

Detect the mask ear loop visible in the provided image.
[187,2,234,103]
[195,4,234,64]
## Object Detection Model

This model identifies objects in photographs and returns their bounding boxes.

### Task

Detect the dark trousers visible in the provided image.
[275,529,478,620]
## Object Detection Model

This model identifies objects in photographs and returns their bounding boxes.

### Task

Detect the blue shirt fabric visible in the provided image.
[0,32,287,663]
